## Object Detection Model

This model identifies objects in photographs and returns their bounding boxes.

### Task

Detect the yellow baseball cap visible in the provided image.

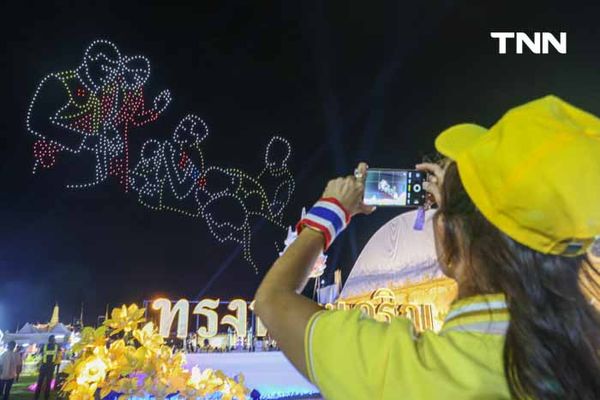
[435,95,600,256]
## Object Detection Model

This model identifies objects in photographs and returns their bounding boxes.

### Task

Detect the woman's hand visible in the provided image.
[321,162,376,217]
[416,161,445,208]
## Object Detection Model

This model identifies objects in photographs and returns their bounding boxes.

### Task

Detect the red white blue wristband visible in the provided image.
[296,197,351,250]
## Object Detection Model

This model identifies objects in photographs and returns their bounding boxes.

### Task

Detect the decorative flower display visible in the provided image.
[280,210,328,278]
[62,304,248,399]
[105,304,146,335]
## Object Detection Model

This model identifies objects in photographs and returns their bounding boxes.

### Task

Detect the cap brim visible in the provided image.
[435,123,488,159]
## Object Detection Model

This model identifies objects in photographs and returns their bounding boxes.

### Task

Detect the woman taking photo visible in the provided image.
[254,95,600,399]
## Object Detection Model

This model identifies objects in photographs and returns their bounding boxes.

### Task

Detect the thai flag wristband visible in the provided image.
[296,197,351,250]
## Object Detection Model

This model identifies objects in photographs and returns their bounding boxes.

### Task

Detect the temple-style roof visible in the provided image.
[17,323,39,334]
[50,323,71,334]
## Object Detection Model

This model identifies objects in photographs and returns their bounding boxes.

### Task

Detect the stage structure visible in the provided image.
[338,209,457,331]
[26,39,296,272]
[146,210,459,398]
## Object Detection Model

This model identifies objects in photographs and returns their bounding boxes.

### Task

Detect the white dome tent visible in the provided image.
[339,209,457,331]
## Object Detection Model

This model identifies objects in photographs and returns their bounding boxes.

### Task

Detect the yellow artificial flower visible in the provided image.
[73,326,107,353]
[124,345,147,372]
[62,304,249,400]
[230,374,249,399]
[76,356,108,385]
[107,339,136,377]
[99,385,113,399]
[187,366,204,388]
[67,383,98,400]
[193,368,228,395]
[60,378,78,393]
[108,338,126,356]
[133,322,164,349]
[105,304,145,334]
[113,376,139,395]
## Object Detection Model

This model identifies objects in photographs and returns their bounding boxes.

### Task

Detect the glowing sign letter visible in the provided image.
[421,304,434,331]
[152,298,189,339]
[254,316,268,337]
[371,288,397,323]
[193,298,220,338]
[399,304,422,331]
[356,301,376,318]
[221,299,247,338]
[249,300,268,337]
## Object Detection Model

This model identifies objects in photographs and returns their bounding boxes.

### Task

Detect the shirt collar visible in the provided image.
[440,293,509,335]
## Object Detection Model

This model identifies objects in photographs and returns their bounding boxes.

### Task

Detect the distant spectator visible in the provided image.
[15,345,24,382]
[0,341,21,400]
[201,338,213,353]
[35,335,60,400]
[190,333,198,353]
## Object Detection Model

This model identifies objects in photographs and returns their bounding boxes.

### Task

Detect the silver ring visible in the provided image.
[354,168,363,179]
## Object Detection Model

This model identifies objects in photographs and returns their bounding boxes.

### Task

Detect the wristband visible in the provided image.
[296,197,351,250]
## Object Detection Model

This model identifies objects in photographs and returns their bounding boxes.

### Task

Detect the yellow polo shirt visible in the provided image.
[305,293,511,399]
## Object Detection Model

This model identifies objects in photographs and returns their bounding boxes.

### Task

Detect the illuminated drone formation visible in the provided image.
[27,39,172,190]
[130,126,295,272]
[27,40,295,272]
[377,179,399,200]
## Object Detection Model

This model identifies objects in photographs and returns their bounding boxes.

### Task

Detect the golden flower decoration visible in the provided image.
[133,322,164,349]
[73,326,107,353]
[76,356,108,386]
[104,304,145,335]
[62,303,248,400]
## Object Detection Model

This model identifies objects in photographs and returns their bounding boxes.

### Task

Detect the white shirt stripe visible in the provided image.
[444,301,508,321]
[307,214,337,241]
[315,201,348,226]
[307,311,326,386]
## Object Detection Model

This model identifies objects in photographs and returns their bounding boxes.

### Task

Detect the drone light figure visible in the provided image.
[26,39,171,190]
[130,122,295,272]
[27,40,296,273]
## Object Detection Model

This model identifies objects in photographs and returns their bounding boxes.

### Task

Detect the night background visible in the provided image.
[1,0,600,331]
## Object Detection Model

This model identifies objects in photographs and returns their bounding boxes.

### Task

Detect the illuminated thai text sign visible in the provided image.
[149,288,436,339]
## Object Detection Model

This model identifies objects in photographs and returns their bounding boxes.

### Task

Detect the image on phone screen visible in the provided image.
[363,168,426,207]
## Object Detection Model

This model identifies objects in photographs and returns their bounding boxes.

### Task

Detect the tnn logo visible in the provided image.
[490,32,567,54]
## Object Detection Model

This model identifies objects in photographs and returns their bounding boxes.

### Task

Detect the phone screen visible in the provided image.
[363,168,426,207]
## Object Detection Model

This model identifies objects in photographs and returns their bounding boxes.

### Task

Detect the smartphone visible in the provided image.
[363,168,426,207]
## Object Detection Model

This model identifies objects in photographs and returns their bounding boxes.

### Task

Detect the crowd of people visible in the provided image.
[180,332,280,353]
[0,335,63,400]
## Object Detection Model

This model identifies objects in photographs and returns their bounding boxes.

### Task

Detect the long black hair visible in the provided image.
[435,161,600,399]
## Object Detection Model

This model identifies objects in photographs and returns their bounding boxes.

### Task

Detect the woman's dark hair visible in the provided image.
[435,161,600,399]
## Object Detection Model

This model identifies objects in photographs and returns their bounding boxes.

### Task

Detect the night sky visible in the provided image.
[2,0,600,331]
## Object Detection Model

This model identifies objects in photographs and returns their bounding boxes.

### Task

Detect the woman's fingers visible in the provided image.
[423,181,441,205]
[359,203,377,215]
[354,162,368,183]
[416,162,443,180]
[416,162,444,207]
[322,162,376,217]
[353,162,373,215]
